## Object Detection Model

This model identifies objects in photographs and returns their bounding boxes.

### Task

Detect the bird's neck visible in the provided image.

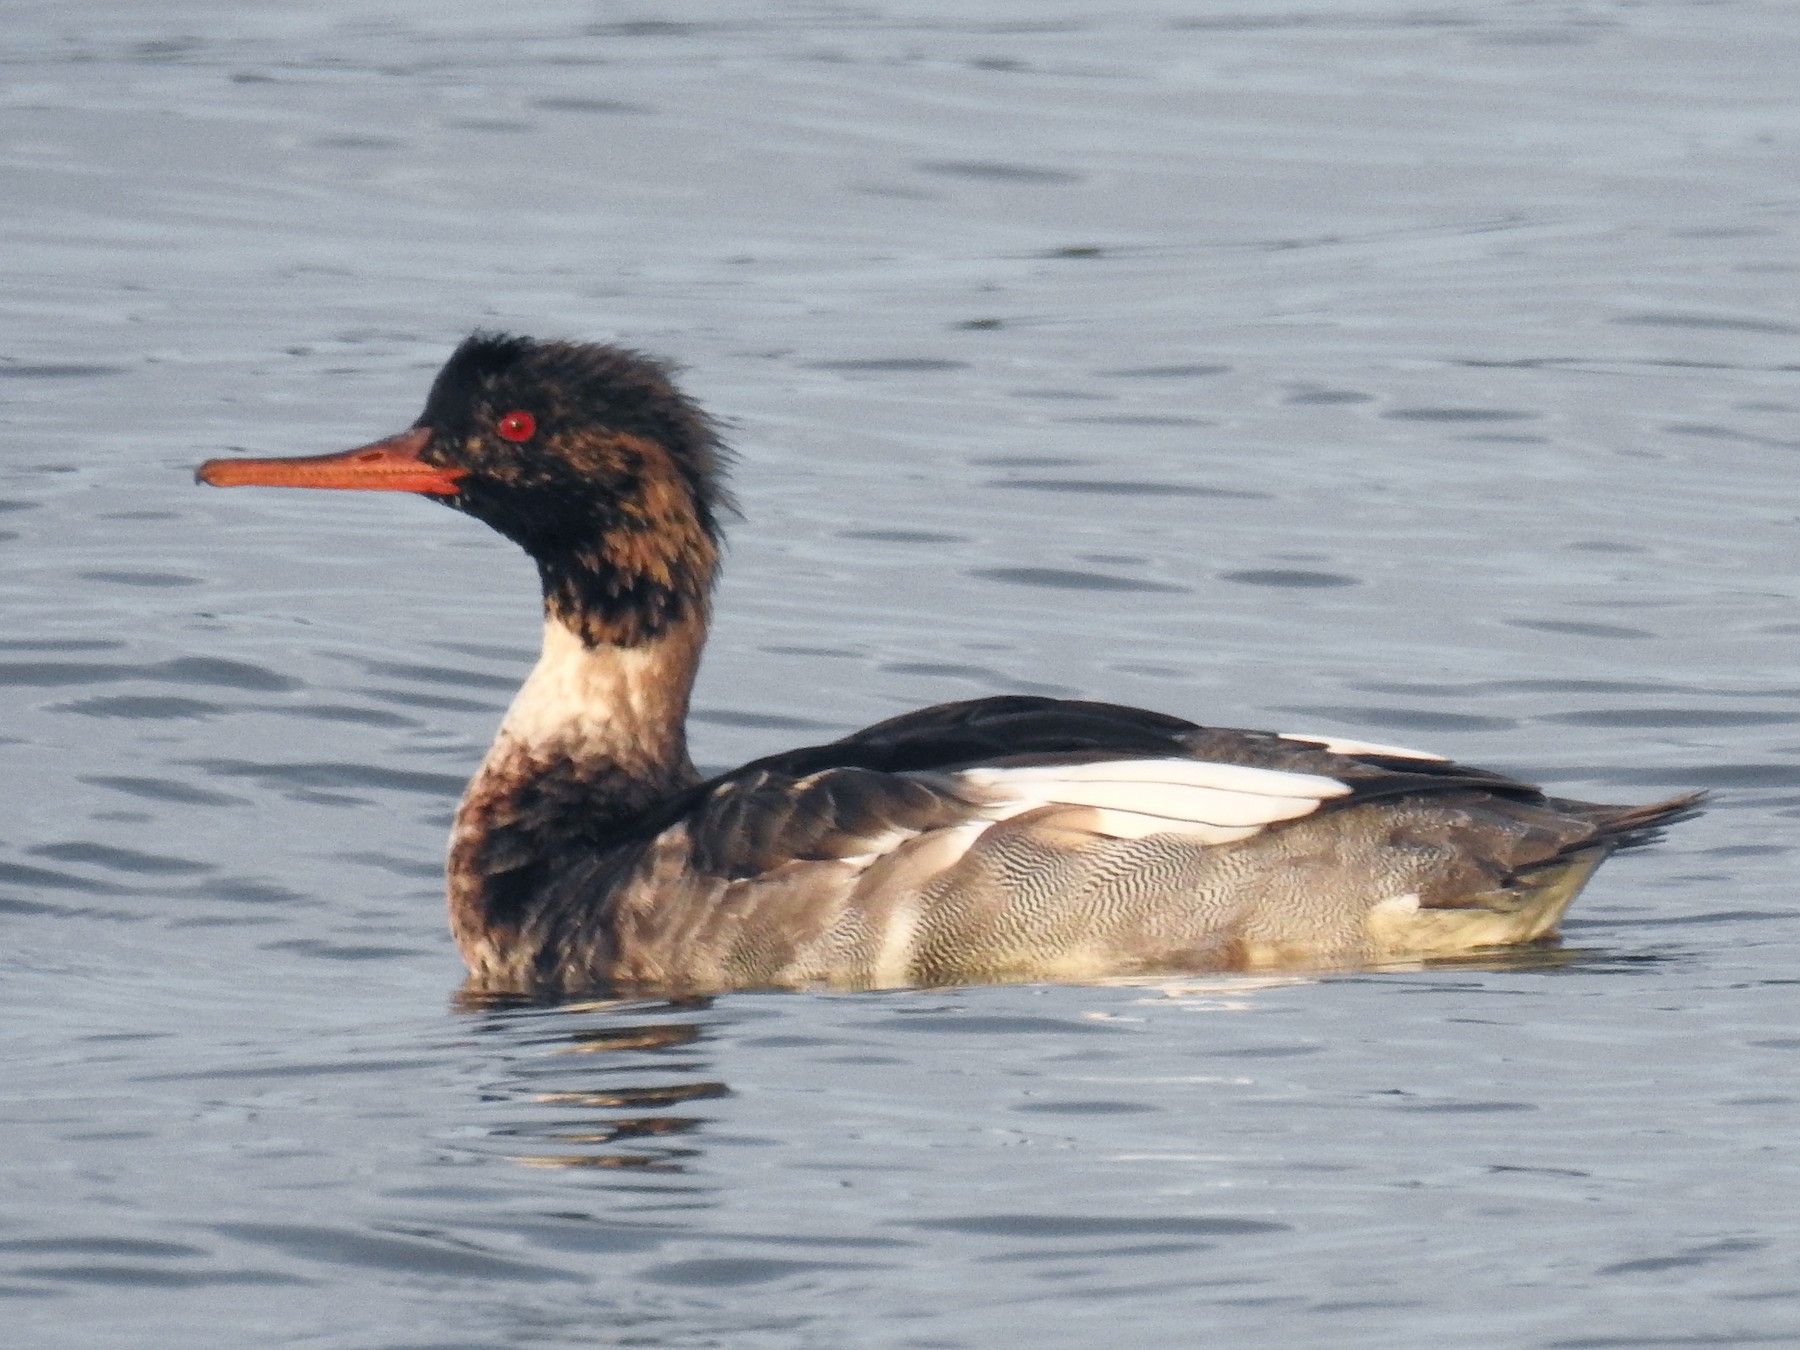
[447,610,706,981]
[493,610,703,787]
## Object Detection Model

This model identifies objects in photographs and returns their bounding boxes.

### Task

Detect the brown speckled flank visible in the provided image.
[198,333,1701,997]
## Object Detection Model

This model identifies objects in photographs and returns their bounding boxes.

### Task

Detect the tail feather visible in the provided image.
[1403,788,1703,947]
[1558,790,1708,853]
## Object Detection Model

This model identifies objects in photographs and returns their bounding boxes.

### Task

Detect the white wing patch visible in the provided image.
[1278,732,1447,763]
[956,757,1351,844]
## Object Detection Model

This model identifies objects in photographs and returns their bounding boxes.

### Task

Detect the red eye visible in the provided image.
[496,410,536,442]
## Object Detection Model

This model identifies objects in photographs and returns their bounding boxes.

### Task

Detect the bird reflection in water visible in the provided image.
[450,945,1622,1172]
[457,994,729,1171]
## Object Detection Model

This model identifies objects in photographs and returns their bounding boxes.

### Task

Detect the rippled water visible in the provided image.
[4,2,1799,1345]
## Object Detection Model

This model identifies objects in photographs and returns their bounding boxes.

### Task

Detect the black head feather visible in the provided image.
[415,332,734,646]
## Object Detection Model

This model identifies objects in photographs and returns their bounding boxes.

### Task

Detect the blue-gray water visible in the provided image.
[4,3,1798,1346]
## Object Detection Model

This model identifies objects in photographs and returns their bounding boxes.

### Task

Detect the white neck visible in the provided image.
[471,613,704,805]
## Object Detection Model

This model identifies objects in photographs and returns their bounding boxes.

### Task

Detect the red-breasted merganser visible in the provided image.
[197,333,1700,995]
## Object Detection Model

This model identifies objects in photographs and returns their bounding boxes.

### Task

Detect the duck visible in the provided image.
[196,332,1701,996]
